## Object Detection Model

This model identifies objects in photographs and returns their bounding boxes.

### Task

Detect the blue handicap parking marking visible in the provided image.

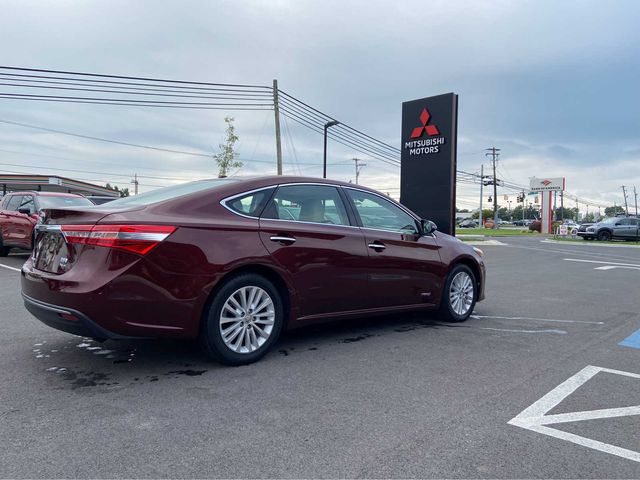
[619,328,640,349]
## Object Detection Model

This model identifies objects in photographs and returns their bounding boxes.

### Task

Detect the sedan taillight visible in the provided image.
[60,225,176,255]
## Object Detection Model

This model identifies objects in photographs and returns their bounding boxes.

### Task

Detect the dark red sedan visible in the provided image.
[21,177,485,365]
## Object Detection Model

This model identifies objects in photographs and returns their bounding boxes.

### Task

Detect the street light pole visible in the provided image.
[323,120,340,179]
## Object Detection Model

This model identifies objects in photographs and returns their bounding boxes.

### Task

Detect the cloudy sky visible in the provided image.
[1,0,639,212]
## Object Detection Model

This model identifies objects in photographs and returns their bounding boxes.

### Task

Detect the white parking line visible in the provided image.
[564,258,640,268]
[0,263,21,272]
[508,365,640,463]
[594,265,640,271]
[471,315,604,325]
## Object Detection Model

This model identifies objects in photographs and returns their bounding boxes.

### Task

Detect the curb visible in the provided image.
[542,239,640,249]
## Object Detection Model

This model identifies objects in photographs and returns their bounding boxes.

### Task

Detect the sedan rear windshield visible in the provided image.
[105,179,238,207]
[38,196,94,208]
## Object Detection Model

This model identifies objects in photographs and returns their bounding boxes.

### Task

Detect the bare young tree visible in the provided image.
[213,116,242,178]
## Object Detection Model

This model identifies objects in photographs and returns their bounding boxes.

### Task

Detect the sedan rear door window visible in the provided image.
[261,185,350,226]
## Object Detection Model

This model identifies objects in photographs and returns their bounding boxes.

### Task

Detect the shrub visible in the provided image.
[529,220,541,232]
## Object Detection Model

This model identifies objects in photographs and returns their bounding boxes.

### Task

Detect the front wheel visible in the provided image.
[439,264,477,322]
[201,274,284,365]
[597,230,612,241]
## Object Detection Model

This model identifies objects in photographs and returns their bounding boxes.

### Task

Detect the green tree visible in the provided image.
[213,116,242,178]
[104,183,130,197]
[471,209,494,221]
[604,205,625,217]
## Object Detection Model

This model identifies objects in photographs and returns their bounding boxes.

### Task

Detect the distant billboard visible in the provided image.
[529,177,565,192]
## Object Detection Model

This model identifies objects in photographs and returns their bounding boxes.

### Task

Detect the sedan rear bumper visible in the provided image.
[22,293,135,341]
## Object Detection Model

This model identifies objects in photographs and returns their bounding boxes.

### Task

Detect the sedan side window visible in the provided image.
[346,189,418,234]
[224,188,274,218]
[261,185,350,226]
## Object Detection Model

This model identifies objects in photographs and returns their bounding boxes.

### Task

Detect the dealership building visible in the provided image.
[0,174,120,198]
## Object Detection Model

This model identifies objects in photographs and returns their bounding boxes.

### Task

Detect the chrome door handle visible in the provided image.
[270,235,296,244]
[368,242,386,250]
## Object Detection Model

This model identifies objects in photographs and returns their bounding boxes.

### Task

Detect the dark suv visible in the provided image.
[577,216,640,241]
[0,191,93,255]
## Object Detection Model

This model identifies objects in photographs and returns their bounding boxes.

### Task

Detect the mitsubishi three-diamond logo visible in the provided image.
[404,107,445,156]
[411,108,440,138]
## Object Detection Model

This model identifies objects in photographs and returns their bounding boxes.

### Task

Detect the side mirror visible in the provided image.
[18,208,32,215]
[421,219,437,234]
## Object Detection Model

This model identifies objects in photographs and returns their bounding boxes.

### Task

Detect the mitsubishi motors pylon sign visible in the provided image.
[400,93,458,235]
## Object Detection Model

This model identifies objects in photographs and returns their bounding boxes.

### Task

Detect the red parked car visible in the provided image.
[21,177,486,365]
[0,191,93,256]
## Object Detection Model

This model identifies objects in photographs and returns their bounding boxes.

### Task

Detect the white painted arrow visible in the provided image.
[508,365,640,463]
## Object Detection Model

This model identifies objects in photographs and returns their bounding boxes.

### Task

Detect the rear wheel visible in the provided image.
[597,230,612,241]
[201,274,284,365]
[439,264,477,323]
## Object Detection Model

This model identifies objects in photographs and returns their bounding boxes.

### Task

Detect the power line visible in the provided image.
[0,118,213,157]
[0,65,271,90]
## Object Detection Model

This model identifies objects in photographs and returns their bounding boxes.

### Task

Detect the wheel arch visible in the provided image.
[449,256,482,300]
[199,263,294,334]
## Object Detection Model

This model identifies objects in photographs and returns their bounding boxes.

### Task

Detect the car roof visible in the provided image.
[224,175,384,195]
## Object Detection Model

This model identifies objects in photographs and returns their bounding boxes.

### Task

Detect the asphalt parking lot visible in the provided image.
[1,236,639,478]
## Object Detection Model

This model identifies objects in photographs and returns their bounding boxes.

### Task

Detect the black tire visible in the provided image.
[439,264,477,323]
[200,273,284,366]
[597,230,612,241]
[0,235,10,257]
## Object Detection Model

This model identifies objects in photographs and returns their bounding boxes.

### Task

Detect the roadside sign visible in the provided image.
[559,225,568,235]
[530,177,565,192]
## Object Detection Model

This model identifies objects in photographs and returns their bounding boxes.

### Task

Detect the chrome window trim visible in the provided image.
[220,182,433,237]
[222,182,359,229]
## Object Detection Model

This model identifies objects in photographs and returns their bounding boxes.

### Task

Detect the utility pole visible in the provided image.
[272,79,283,175]
[485,147,500,228]
[522,190,525,222]
[634,186,638,216]
[621,185,629,215]
[479,164,484,227]
[131,173,139,195]
[576,198,579,221]
[560,190,564,221]
[352,158,366,184]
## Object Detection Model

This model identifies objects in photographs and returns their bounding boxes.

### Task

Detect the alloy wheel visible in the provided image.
[219,286,275,354]
[449,271,474,316]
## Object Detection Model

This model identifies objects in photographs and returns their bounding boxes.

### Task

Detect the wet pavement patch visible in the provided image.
[166,369,206,376]
[60,369,117,389]
[341,333,374,343]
